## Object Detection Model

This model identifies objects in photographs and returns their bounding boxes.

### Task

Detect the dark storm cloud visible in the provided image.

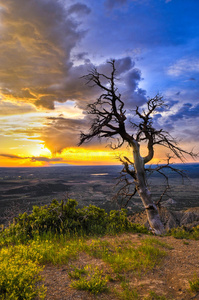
[0,0,90,109]
[169,103,199,121]
[67,3,91,15]
[98,57,134,75]
[40,59,148,154]
[56,57,146,110]
[41,117,90,153]
[150,101,199,137]
[0,0,146,111]
[121,68,147,107]
[73,52,89,61]
[39,55,148,153]
[124,68,142,93]
[91,57,147,109]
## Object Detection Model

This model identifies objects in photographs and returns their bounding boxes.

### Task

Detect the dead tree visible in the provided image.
[79,60,196,235]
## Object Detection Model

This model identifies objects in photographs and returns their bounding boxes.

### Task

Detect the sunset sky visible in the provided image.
[0,0,199,167]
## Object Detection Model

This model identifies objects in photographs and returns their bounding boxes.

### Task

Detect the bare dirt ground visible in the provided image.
[39,234,199,300]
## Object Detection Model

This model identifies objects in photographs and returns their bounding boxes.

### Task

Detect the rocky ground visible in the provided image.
[37,208,199,299]
[39,234,199,300]
[129,207,199,231]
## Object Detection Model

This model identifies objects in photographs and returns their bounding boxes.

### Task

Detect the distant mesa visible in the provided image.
[91,173,109,176]
[49,163,70,167]
[163,198,177,206]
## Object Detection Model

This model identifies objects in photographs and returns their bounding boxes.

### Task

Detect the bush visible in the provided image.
[189,274,199,292]
[1,199,148,243]
[0,244,46,299]
[168,225,199,240]
[70,266,108,295]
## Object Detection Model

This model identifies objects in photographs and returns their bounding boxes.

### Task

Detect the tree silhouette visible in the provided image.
[79,60,196,235]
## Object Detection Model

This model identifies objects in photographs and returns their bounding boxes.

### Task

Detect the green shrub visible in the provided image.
[78,205,108,235]
[15,199,80,236]
[144,290,167,299]
[70,265,108,295]
[68,266,87,279]
[168,225,199,240]
[0,244,46,299]
[114,281,139,300]
[0,199,148,244]
[189,274,199,292]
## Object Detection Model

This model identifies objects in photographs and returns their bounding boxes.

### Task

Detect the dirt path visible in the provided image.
[40,234,199,299]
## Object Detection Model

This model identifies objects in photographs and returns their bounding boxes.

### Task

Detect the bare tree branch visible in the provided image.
[78,59,197,235]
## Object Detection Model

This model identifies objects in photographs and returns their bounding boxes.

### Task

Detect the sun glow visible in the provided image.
[29,144,52,157]
[60,147,130,165]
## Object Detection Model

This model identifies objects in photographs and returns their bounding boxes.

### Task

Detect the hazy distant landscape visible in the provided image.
[0,163,198,224]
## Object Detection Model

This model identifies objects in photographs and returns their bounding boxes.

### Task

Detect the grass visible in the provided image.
[1,199,198,299]
[114,281,139,300]
[70,265,109,295]
[0,244,46,299]
[0,197,150,300]
[168,225,199,240]
[189,274,199,292]
[68,266,87,279]
[0,234,86,299]
[84,237,167,274]
[0,231,170,299]
[144,290,167,299]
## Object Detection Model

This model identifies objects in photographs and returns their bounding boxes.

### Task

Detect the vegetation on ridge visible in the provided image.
[0,199,148,246]
[0,199,199,299]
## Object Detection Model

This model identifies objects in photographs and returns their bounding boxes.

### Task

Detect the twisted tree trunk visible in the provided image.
[79,60,195,235]
[133,142,165,235]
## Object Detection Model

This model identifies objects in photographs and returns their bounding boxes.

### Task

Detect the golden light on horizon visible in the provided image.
[60,148,121,165]
[29,144,52,158]
[0,92,198,168]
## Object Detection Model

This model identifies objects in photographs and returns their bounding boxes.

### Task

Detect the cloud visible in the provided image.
[169,102,199,121]
[0,153,63,162]
[97,58,146,108]
[153,101,199,136]
[120,68,147,108]
[30,157,62,162]
[41,116,89,153]
[38,56,148,153]
[39,57,148,153]
[73,52,89,63]
[0,100,36,115]
[67,3,91,16]
[167,57,199,76]
[0,0,90,109]
[55,57,146,110]
[0,0,146,112]
[0,154,24,160]
[99,57,134,75]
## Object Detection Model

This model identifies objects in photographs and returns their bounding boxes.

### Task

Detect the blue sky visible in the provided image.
[78,0,199,93]
[0,0,198,166]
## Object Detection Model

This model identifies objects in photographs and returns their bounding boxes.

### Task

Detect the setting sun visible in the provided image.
[29,144,52,158]
[0,0,198,167]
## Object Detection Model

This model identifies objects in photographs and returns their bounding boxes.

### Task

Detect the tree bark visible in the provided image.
[132,142,165,235]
